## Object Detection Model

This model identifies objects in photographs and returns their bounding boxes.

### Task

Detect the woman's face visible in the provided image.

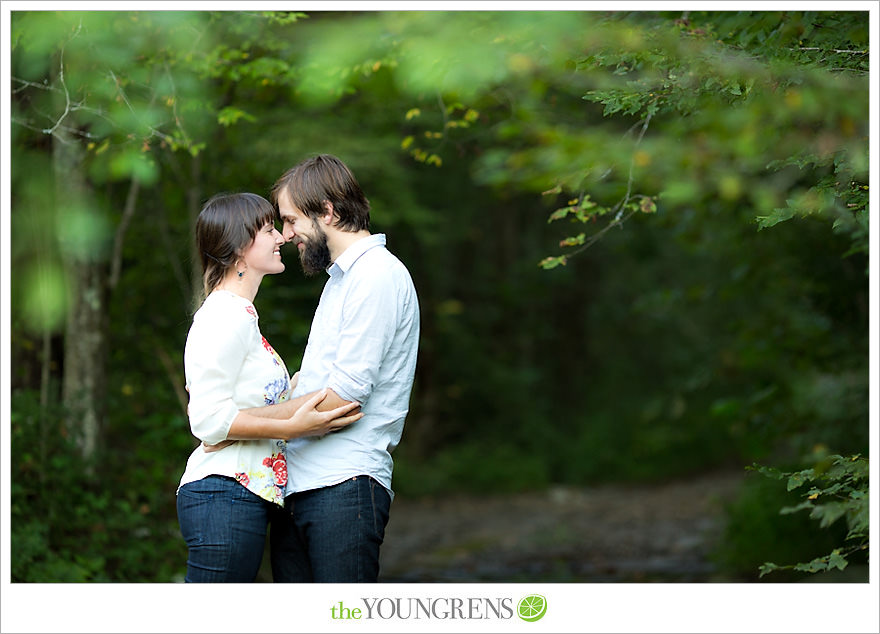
[241,222,285,277]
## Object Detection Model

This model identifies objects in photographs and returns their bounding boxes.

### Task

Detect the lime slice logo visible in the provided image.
[517,594,547,622]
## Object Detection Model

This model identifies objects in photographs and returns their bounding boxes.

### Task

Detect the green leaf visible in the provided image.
[786,469,814,491]
[779,500,813,515]
[827,550,848,572]
[810,501,849,529]
[748,463,785,480]
[794,557,830,574]
[559,233,586,248]
[538,255,567,269]
[548,207,573,223]
[756,207,796,230]
[19,261,68,333]
[217,106,256,127]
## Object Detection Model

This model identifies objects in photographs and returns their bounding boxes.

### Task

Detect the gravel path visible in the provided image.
[378,469,745,583]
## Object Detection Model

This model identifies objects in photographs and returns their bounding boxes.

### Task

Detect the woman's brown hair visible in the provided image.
[196,192,277,301]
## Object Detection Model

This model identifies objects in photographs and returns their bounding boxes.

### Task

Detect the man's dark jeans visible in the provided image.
[270,475,391,582]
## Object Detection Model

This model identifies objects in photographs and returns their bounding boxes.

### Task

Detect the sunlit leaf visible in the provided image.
[20,262,68,333]
[538,255,567,269]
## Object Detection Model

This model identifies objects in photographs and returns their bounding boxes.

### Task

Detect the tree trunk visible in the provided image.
[188,153,203,309]
[53,131,107,461]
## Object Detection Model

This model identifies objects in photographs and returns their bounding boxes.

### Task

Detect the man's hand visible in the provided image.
[202,439,236,454]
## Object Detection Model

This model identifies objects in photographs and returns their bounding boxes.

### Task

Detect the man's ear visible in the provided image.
[321,200,335,225]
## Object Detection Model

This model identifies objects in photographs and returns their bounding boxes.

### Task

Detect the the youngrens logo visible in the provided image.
[517,594,548,622]
[329,594,547,622]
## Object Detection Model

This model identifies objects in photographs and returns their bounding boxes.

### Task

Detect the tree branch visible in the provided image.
[156,191,195,310]
[154,343,189,419]
[42,21,82,138]
[791,47,868,55]
[544,106,655,264]
[11,76,58,94]
[613,108,654,222]
[109,177,140,290]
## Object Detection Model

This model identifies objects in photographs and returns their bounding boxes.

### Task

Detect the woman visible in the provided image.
[176,192,360,583]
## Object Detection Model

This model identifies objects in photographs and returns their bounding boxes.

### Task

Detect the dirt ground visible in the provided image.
[378,469,747,583]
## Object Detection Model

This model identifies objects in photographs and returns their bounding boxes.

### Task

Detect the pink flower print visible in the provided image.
[271,453,288,486]
[261,336,274,354]
[245,305,257,318]
[235,472,250,487]
[260,452,287,486]
[262,336,283,368]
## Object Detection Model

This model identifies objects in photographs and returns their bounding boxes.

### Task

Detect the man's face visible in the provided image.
[278,189,332,276]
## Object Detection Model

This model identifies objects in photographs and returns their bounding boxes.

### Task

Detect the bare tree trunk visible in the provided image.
[38,328,52,488]
[53,131,107,461]
[188,153,203,309]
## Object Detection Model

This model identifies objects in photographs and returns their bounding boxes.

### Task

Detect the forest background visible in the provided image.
[4,5,875,602]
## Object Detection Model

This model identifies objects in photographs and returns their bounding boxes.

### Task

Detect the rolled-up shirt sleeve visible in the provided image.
[184,308,250,445]
[328,266,405,405]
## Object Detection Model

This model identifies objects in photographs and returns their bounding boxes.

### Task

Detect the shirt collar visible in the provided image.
[328,233,386,276]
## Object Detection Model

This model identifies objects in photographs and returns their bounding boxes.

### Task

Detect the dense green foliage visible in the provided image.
[11,390,189,581]
[8,9,870,583]
[712,468,852,581]
[754,453,869,577]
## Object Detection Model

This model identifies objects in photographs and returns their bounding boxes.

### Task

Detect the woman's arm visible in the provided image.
[239,387,358,419]
[185,304,251,445]
[227,389,361,440]
[202,389,362,452]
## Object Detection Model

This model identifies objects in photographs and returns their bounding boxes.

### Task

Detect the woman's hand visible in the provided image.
[288,389,363,438]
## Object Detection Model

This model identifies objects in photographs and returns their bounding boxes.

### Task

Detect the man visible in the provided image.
[267,154,420,582]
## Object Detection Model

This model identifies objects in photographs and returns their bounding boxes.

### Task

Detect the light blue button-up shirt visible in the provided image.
[285,234,420,498]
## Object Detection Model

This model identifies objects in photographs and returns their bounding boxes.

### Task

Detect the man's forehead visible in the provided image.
[277,192,300,217]
[279,207,299,218]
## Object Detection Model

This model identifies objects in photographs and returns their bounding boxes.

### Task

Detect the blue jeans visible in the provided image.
[269,475,391,583]
[176,475,273,583]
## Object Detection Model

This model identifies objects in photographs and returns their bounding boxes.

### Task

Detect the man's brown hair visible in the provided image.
[272,154,370,232]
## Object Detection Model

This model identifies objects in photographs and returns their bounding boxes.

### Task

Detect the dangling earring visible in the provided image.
[238,270,244,281]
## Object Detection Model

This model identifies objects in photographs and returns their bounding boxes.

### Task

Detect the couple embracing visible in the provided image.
[175,154,420,583]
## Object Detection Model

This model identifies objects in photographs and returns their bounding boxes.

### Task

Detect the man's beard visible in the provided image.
[299,222,332,276]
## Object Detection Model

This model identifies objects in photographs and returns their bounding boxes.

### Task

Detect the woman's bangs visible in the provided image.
[241,194,277,237]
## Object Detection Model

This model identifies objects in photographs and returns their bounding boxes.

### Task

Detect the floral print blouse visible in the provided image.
[177,290,292,505]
